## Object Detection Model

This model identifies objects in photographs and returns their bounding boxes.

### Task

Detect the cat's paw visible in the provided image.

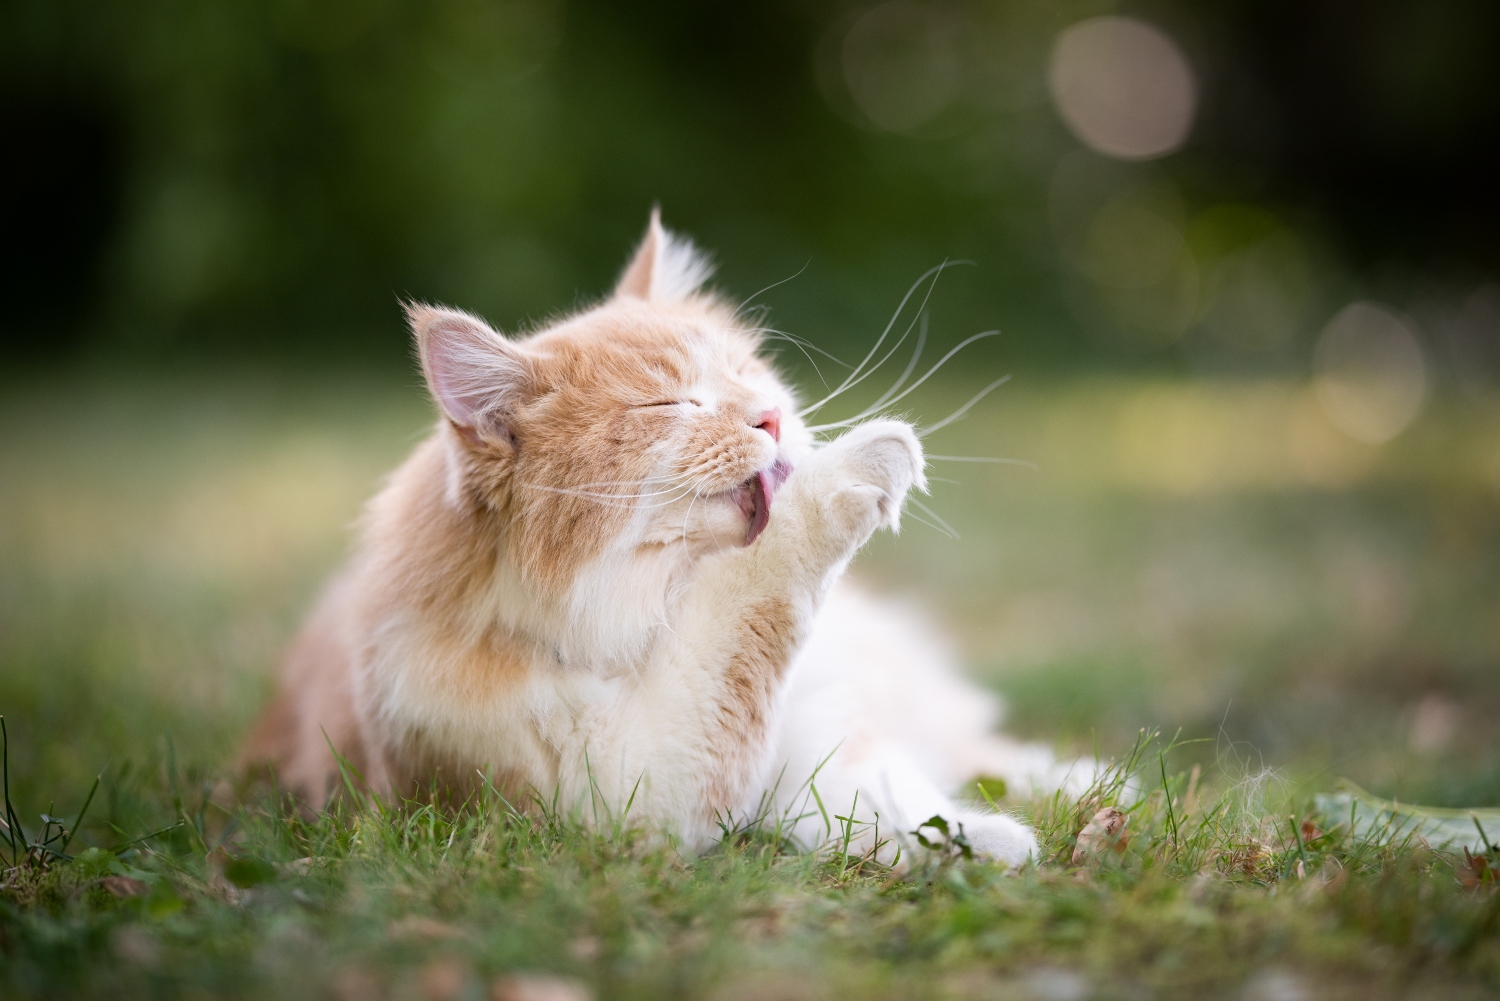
[958,813,1038,869]
[811,419,926,541]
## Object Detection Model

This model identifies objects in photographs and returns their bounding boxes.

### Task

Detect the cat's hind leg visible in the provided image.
[768,728,1037,869]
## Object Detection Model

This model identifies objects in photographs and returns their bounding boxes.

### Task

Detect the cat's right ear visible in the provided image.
[407,302,532,450]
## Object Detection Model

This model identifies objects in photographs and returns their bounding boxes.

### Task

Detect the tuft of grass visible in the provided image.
[3,724,1498,1000]
[4,373,1500,998]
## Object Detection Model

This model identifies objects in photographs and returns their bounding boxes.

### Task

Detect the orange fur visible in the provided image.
[240,212,1048,868]
[244,215,800,812]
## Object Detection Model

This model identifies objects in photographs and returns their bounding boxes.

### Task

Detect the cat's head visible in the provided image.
[407,210,810,593]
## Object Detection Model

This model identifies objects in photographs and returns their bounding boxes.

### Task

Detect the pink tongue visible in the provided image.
[745,459,793,546]
[745,473,771,545]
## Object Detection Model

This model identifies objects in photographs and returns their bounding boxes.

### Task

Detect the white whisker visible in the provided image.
[860,311,928,415]
[926,454,1038,471]
[754,329,851,368]
[907,497,961,540]
[916,375,1012,439]
[796,260,969,419]
[733,258,812,320]
[756,330,841,387]
[520,482,691,502]
[805,331,1001,432]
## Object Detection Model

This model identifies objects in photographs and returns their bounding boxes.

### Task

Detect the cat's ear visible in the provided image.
[613,206,715,301]
[407,303,532,449]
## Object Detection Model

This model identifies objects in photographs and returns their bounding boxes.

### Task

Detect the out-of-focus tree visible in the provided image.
[2,0,1496,372]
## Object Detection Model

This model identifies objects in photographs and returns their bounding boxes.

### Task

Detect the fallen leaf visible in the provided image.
[567,935,602,961]
[99,876,149,898]
[388,916,468,942]
[1071,807,1128,865]
[491,974,593,1001]
[422,957,473,1001]
[331,968,382,1001]
[280,856,328,876]
[110,926,161,965]
[1226,839,1272,876]
[1458,849,1493,890]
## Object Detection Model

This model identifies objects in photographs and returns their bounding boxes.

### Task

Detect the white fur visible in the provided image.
[358,414,1088,869]
[647,225,714,301]
[343,224,1099,871]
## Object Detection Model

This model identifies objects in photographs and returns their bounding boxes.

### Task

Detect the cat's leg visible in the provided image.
[770,715,1038,869]
[784,582,1108,808]
[565,420,925,851]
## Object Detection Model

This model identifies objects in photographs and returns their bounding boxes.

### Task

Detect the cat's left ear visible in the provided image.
[613,206,715,301]
[407,302,533,450]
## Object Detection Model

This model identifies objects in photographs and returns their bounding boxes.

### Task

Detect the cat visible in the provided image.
[243,210,1087,867]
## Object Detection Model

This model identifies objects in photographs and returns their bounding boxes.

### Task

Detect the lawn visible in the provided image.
[1,368,1498,999]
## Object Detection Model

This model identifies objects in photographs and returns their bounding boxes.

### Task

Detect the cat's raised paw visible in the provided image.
[814,419,926,538]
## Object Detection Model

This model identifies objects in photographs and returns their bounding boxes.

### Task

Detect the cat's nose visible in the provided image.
[753,407,781,443]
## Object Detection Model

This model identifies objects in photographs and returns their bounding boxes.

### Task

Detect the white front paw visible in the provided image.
[960,814,1038,869]
[815,419,926,539]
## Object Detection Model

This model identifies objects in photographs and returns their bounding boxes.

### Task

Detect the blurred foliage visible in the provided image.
[2,0,1498,370]
[2,373,1497,812]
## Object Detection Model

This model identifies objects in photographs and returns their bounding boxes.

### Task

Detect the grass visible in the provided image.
[1,368,1499,998]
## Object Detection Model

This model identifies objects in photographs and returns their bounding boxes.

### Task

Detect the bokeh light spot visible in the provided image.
[1313,302,1427,444]
[1049,17,1196,160]
[1082,192,1185,289]
[841,1,962,134]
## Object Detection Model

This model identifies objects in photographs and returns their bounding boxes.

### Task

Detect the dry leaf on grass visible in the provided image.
[567,935,602,961]
[421,957,475,1001]
[331,967,383,1001]
[387,915,469,942]
[1458,849,1494,890]
[99,875,149,898]
[490,974,593,1001]
[1071,807,1129,865]
[1226,839,1273,877]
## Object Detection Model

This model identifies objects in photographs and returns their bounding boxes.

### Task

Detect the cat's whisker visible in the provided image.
[795,280,930,419]
[907,497,961,540]
[752,328,852,368]
[859,311,927,416]
[565,472,684,487]
[519,473,684,496]
[516,476,712,511]
[804,331,1000,433]
[915,375,1013,439]
[754,328,851,389]
[519,483,691,502]
[756,333,830,388]
[902,509,958,540]
[809,289,933,411]
[732,258,812,321]
[796,260,966,419]
[926,454,1038,471]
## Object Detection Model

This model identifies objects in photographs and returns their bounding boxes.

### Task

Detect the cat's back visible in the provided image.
[240,430,501,805]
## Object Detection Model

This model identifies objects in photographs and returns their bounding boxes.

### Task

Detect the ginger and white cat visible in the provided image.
[245,212,1081,867]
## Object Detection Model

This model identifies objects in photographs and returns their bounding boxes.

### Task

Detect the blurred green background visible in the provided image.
[1,0,1498,813]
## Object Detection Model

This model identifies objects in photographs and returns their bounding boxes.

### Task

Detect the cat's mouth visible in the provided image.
[730,458,794,545]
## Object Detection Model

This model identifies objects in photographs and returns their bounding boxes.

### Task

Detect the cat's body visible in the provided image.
[245,213,1076,866]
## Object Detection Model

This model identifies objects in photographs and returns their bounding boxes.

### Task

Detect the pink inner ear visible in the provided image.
[412,306,510,430]
[427,338,485,427]
[425,322,487,426]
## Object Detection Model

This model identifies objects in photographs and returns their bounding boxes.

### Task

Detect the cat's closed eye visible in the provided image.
[636,400,701,409]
